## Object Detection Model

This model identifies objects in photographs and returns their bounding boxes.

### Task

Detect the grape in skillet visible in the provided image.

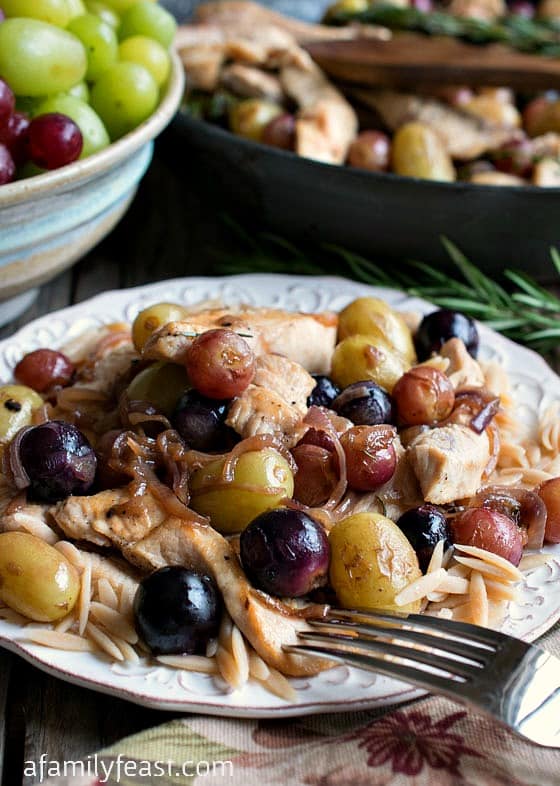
[415,309,479,360]
[240,508,330,598]
[134,567,221,655]
[17,421,97,503]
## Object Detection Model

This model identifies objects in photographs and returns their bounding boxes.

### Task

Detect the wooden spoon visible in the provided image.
[304,33,560,90]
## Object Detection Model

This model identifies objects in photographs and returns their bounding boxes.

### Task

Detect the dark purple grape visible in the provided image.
[396,504,450,572]
[27,113,83,170]
[240,508,329,598]
[333,380,393,425]
[307,375,340,409]
[134,567,221,655]
[18,421,96,503]
[172,390,233,452]
[415,309,479,360]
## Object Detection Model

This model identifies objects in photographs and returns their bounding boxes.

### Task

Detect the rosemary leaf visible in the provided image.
[216,218,560,356]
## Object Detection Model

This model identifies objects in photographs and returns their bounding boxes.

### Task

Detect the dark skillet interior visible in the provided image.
[165,0,560,277]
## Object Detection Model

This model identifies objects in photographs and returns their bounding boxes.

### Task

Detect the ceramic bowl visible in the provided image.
[0,51,185,326]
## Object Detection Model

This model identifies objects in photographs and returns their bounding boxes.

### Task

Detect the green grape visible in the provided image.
[67,13,118,81]
[119,2,177,48]
[105,0,155,13]
[0,19,87,96]
[86,0,120,28]
[66,0,87,19]
[90,61,158,139]
[118,35,170,87]
[36,94,110,157]
[67,80,89,102]
[1,0,71,26]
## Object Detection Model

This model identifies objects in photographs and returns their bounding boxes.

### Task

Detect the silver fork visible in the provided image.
[284,609,560,748]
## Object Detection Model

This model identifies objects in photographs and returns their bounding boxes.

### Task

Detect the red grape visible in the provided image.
[393,366,455,425]
[27,113,83,170]
[184,329,256,399]
[292,443,338,507]
[491,137,534,178]
[262,113,296,151]
[347,131,390,172]
[0,9,5,21]
[0,111,29,165]
[449,508,523,565]
[0,78,14,127]
[0,143,15,185]
[14,349,75,392]
[537,477,560,543]
[340,424,396,491]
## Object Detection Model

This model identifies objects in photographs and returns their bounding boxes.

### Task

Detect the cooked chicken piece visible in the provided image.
[181,45,224,91]
[440,338,485,389]
[54,485,329,676]
[470,171,525,186]
[61,324,130,364]
[533,158,560,187]
[375,437,422,520]
[253,354,315,412]
[226,385,304,446]
[123,516,209,573]
[176,23,310,71]
[408,424,490,504]
[1,497,59,544]
[143,306,338,374]
[352,89,513,160]
[53,489,130,547]
[69,327,137,396]
[531,134,560,160]
[193,1,389,42]
[281,62,358,165]
[220,63,284,101]
[448,0,505,19]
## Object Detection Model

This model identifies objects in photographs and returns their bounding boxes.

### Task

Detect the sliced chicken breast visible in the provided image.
[143,306,337,374]
[352,89,513,160]
[440,338,485,389]
[281,62,358,165]
[220,63,284,101]
[52,488,330,676]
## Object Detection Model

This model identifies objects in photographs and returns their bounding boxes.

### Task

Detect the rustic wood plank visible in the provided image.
[20,663,177,786]
[0,652,13,786]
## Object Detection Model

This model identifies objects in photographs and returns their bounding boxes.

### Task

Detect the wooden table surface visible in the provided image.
[0,142,230,786]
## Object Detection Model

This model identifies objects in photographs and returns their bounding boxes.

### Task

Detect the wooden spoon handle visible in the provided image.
[304,34,560,90]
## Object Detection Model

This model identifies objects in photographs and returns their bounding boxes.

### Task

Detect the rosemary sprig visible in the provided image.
[215,223,560,356]
[325,3,560,56]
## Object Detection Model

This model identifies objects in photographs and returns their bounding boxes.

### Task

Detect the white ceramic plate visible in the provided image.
[0,274,559,718]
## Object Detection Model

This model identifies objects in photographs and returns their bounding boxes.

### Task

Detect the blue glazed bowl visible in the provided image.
[0,52,184,326]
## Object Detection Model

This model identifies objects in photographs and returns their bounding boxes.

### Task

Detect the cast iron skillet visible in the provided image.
[172,111,560,276]
[166,0,560,276]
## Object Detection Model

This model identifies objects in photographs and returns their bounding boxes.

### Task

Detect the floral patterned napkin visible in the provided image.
[42,620,560,786]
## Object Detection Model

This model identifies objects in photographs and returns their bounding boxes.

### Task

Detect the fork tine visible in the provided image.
[285,642,469,698]
[324,609,504,649]
[308,619,489,665]
[298,630,479,680]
